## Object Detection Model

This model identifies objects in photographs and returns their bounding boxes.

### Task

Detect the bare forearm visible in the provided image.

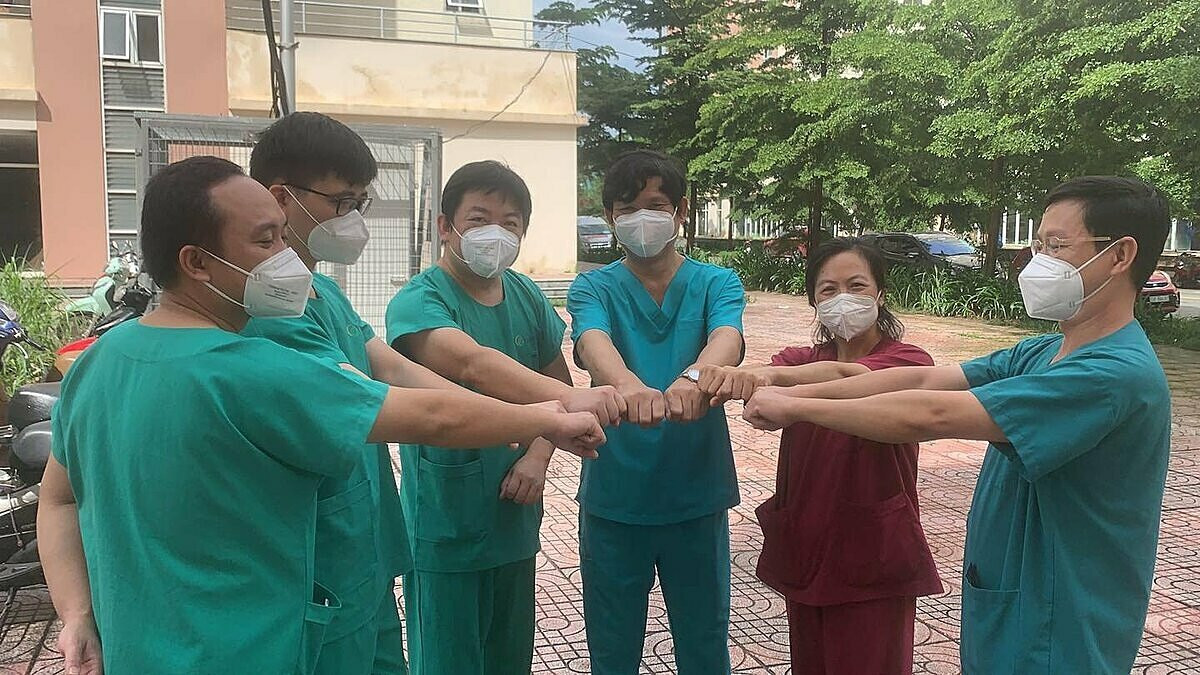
[766,361,869,386]
[689,327,744,369]
[576,331,644,388]
[38,464,94,624]
[369,388,560,447]
[782,390,1004,444]
[787,364,968,399]
[455,349,572,403]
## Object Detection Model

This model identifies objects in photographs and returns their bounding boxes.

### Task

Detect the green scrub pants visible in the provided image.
[313,586,408,675]
[403,557,537,675]
[580,511,732,675]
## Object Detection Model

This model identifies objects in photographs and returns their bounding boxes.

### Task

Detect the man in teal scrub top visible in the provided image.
[243,112,465,675]
[386,160,626,675]
[568,150,747,674]
[742,176,1173,674]
[36,156,606,675]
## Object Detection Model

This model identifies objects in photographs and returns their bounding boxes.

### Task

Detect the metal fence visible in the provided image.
[226,0,571,51]
[137,114,441,334]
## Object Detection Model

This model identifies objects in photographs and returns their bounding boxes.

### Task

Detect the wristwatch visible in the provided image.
[679,367,701,383]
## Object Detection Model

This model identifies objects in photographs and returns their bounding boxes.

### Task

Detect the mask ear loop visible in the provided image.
[1067,238,1125,309]
[281,186,319,258]
[197,248,251,310]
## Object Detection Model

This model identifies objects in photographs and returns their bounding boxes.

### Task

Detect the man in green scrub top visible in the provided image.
[37,156,606,675]
[568,150,747,674]
[242,112,464,675]
[742,176,1173,674]
[386,160,626,675]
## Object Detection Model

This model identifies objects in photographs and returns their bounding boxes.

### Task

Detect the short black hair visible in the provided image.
[602,150,687,211]
[141,156,244,289]
[441,160,533,225]
[1044,176,1170,286]
[249,112,377,188]
[805,237,904,345]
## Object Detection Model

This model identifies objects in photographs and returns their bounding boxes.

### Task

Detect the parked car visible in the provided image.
[577,216,614,253]
[1010,245,1034,278]
[1141,270,1180,313]
[912,232,983,271]
[861,232,950,270]
[763,227,834,259]
[1172,251,1200,289]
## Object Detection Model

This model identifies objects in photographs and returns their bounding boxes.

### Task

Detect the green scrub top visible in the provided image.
[51,320,389,674]
[385,266,567,572]
[245,271,412,641]
[566,258,746,525]
[960,321,1171,674]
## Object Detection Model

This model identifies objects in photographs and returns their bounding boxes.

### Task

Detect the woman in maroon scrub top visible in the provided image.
[701,238,942,674]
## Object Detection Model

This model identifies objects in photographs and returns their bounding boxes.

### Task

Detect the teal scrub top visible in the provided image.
[960,321,1171,674]
[567,258,746,525]
[244,271,412,641]
[51,320,389,674]
[385,266,567,572]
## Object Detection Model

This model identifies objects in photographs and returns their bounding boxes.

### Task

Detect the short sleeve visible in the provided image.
[771,346,815,366]
[705,269,746,335]
[970,353,1134,481]
[961,334,1058,387]
[567,274,610,342]
[858,342,934,371]
[385,283,459,349]
[531,289,567,369]
[227,340,389,478]
[244,315,348,365]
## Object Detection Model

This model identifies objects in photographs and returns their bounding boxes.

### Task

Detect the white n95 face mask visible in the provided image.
[815,293,879,341]
[613,209,678,258]
[202,247,313,319]
[285,186,371,265]
[452,223,521,279]
[1018,241,1118,322]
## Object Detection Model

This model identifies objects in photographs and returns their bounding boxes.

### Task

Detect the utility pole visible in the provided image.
[280,0,297,114]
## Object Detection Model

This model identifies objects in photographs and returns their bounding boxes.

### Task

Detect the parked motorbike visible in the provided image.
[0,301,49,590]
[61,243,141,321]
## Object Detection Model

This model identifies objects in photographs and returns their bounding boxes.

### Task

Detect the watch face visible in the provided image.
[687,368,701,382]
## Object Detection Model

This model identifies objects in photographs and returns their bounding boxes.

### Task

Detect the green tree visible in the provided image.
[689,0,954,251]
[537,2,649,216]
[595,0,725,248]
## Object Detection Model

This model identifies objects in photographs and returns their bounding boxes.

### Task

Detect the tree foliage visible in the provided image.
[582,0,1200,270]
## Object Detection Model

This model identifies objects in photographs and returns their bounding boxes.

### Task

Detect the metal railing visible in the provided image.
[227,0,571,51]
[0,0,32,19]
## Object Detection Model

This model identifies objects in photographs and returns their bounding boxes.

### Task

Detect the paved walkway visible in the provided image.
[3,292,1198,673]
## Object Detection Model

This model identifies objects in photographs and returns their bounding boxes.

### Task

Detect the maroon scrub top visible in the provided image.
[755,338,944,606]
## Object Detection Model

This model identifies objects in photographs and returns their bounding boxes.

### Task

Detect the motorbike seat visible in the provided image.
[11,420,51,484]
[7,383,60,431]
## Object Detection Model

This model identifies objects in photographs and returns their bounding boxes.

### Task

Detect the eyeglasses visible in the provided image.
[286,184,373,217]
[1030,236,1112,256]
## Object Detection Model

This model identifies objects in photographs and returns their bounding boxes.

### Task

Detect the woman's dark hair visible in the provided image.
[441,160,533,227]
[805,237,904,345]
[249,112,377,188]
[141,156,244,289]
[1043,176,1170,286]
[602,150,687,211]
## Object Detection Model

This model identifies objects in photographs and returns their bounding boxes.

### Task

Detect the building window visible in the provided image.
[101,9,162,64]
[447,0,483,14]
[101,10,129,60]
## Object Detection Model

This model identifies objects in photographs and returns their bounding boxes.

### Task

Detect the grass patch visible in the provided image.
[0,260,86,394]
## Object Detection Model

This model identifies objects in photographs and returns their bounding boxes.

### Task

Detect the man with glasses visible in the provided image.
[740,176,1173,674]
[242,112,473,674]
